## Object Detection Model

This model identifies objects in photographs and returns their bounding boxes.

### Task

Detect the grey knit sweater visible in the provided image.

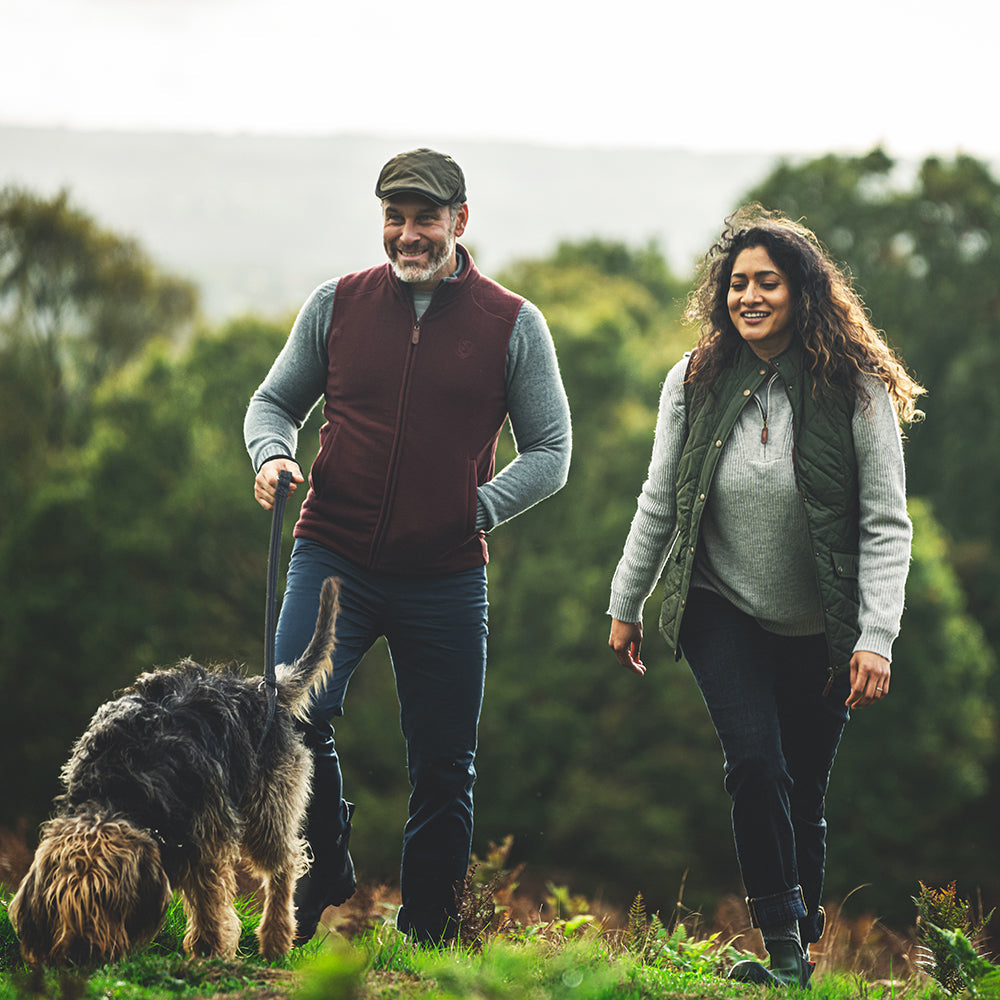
[244,254,571,535]
[608,355,911,661]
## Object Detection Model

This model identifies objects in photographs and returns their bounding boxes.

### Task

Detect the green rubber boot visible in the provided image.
[729,940,814,988]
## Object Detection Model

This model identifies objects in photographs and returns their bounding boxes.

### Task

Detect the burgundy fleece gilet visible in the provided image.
[293,256,523,575]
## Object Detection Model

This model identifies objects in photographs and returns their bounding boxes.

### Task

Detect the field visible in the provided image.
[2,831,986,1000]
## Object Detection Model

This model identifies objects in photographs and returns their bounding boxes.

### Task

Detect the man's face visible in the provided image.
[382,195,468,291]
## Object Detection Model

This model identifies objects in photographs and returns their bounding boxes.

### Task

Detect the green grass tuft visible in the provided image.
[0,893,23,973]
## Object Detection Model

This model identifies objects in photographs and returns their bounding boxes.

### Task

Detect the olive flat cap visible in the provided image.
[375,148,467,206]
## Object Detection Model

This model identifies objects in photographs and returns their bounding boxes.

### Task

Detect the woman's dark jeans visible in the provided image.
[679,587,851,943]
[275,538,488,942]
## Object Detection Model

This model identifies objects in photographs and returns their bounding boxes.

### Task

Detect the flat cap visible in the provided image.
[375,148,467,206]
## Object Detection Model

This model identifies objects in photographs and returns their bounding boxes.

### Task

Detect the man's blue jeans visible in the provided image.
[679,588,851,943]
[275,538,488,941]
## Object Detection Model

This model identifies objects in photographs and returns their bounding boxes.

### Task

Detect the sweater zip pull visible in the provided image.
[759,372,776,445]
[411,319,420,345]
[822,665,836,697]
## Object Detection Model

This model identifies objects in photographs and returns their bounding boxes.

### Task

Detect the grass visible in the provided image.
[0,882,956,1000]
[0,846,986,1000]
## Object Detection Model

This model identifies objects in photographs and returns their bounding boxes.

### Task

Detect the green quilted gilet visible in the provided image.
[658,339,860,674]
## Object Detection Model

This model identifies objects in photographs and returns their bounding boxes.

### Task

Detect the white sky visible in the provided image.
[3,0,997,159]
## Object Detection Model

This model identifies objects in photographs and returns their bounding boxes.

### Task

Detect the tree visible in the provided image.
[0,186,197,473]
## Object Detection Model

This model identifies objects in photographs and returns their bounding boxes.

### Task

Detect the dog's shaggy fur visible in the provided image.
[9,578,340,968]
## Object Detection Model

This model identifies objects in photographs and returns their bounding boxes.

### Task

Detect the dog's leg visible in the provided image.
[180,858,241,959]
[256,861,299,959]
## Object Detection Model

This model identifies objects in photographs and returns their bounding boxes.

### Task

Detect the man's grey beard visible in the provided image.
[390,232,457,285]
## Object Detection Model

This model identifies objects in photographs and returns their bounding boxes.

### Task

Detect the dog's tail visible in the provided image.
[276,576,339,719]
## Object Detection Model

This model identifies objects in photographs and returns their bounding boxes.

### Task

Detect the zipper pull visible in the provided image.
[411,321,420,345]
[822,665,836,697]
[761,417,768,445]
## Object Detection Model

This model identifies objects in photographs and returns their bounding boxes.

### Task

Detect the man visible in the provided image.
[244,148,571,943]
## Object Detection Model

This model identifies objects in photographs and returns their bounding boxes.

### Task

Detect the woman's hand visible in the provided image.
[609,618,646,676]
[846,650,890,709]
[254,458,304,511]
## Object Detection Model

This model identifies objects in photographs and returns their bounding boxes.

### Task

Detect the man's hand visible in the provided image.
[846,650,890,709]
[254,458,304,511]
[609,618,646,676]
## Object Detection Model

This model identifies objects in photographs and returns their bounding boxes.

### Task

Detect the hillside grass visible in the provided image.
[0,879,954,1000]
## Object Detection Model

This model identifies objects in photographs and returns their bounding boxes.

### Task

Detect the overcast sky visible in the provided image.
[3,0,996,160]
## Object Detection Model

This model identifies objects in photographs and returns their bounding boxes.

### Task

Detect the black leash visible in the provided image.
[259,468,292,751]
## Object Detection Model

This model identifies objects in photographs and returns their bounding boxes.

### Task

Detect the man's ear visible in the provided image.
[454,204,469,238]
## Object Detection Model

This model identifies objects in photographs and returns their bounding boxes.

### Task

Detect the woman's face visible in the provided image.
[726,245,794,361]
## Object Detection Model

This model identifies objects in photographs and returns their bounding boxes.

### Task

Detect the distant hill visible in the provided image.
[1,127,781,319]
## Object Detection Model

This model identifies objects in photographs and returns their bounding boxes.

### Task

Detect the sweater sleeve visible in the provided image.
[476,300,572,531]
[852,376,913,661]
[607,357,689,623]
[243,279,336,473]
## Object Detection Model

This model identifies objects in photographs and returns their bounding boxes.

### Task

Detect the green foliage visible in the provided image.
[913,882,995,995]
[508,886,597,943]
[917,924,995,997]
[0,893,21,972]
[0,186,197,479]
[142,893,263,959]
[914,882,993,943]
[0,874,951,1000]
[0,953,278,1000]
[621,893,746,976]
[293,942,367,1000]
[403,937,636,1000]
[546,238,686,307]
[0,967,89,1000]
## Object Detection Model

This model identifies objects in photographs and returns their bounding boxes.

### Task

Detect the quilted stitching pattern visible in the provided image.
[659,342,860,669]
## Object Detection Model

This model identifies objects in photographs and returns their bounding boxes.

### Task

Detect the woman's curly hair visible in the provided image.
[685,204,925,425]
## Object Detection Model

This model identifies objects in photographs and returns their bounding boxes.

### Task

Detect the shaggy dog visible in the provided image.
[9,577,340,967]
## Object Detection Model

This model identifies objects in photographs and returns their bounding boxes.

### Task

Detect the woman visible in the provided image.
[607,205,924,987]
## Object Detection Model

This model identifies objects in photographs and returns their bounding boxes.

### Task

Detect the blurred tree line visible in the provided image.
[0,151,996,927]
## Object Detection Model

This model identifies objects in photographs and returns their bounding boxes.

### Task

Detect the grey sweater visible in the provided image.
[244,262,572,535]
[608,355,911,661]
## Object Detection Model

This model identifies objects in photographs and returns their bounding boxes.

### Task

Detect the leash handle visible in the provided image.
[260,469,293,749]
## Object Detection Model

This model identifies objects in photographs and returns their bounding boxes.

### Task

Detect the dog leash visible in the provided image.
[259,468,293,751]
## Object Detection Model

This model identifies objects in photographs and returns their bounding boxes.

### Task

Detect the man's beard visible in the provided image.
[388,231,456,285]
